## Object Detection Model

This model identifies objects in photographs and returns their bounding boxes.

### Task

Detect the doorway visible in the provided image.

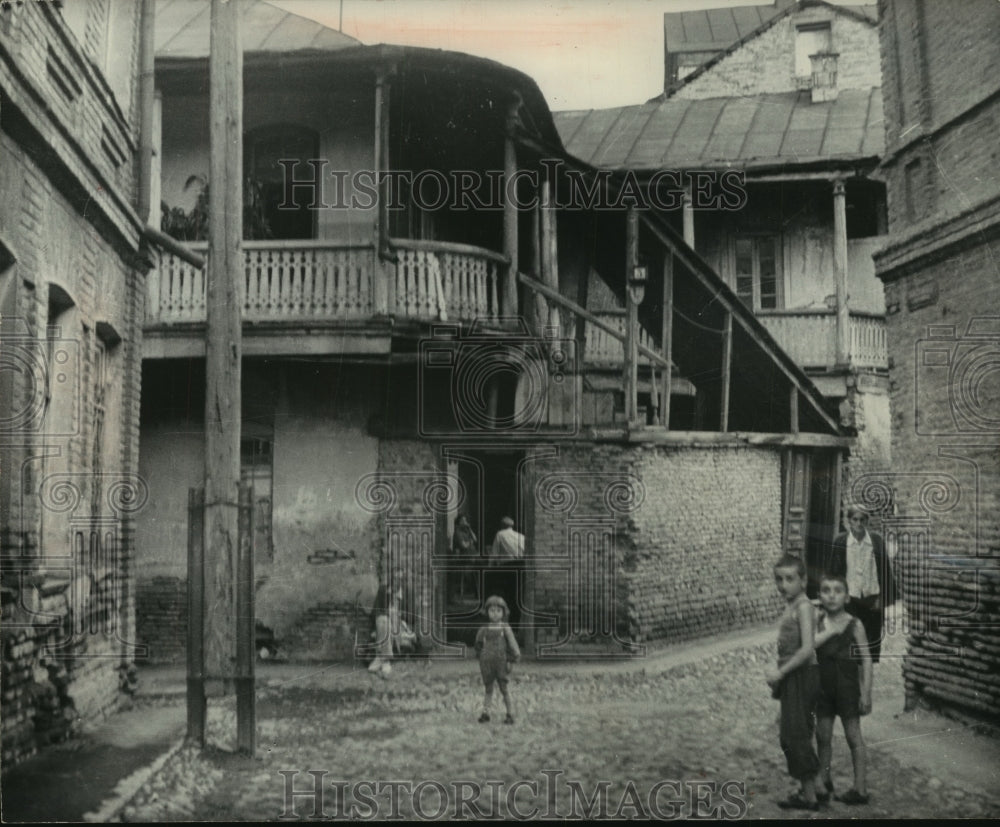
[442,449,526,645]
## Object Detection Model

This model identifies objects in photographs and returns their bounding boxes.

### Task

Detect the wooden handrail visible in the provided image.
[389,236,509,265]
[518,272,671,370]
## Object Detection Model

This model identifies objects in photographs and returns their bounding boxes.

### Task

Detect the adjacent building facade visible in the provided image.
[136,0,848,665]
[1,0,147,767]
[874,0,1000,723]
[555,0,891,586]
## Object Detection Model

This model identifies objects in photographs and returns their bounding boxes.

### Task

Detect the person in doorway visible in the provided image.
[475,594,520,724]
[451,513,479,600]
[820,505,895,663]
[489,516,525,629]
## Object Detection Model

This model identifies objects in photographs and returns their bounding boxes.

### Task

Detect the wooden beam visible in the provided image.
[618,430,856,448]
[204,0,242,682]
[682,182,695,248]
[790,386,799,434]
[625,208,639,423]
[374,68,392,260]
[661,253,674,428]
[502,96,520,317]
[517,273,671,369]
[720,310,732,432]
[833,179,850,366]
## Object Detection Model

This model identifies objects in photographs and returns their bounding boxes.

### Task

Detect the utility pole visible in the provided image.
[200,0,253,755]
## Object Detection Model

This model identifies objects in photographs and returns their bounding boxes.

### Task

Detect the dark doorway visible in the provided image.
[443,449,526,645]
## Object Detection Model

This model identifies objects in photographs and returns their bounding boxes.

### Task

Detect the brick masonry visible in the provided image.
[676,5,880,100]
[875,0,1000,724]
[529,442,785,648]
[1,1,144,771]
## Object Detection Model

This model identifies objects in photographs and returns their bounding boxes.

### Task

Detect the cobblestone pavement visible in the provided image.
[121,633,1000,821]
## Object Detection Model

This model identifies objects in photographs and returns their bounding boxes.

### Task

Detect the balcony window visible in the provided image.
[245,124,319,240]
[734,235,782,310]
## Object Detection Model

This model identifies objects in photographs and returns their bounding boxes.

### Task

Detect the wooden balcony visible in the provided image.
[757,309,887,371]
[144,239,506,356]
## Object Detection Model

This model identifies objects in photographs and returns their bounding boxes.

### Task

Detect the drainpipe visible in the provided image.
[137,0,155,224]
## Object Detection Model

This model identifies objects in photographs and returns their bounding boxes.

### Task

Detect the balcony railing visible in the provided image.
[757,309,887,370]
[147,238,504,325]
[584,310,662,365]
[391,238,502,323]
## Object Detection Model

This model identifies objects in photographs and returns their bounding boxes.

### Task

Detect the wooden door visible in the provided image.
[783,449,811,558]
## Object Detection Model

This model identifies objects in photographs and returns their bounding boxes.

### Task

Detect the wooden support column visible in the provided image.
[375,67,391,257]
[790,385,799,435]
[833,179,850,366]
[660,253,673,428]
[682,183,695,249]
[625,208,639,423]
[720,310,732,431]
[546,175,560,335]
[502,96,520,317]
[538,176,553,335]
[204,0,244,733]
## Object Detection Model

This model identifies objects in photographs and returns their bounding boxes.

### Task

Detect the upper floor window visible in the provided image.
[244,124,320,240]
[734,235,782,310]
[795,23,832,80]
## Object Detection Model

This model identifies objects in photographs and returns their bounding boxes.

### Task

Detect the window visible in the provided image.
[904,158,924,223]
[733,235,782,310]
[795,23,832,79]
[241,436,274,559]
[244,124,320,240]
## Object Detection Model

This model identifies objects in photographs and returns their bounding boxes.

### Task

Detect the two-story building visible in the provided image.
[1,0,147,768]
[555,0,891,586]
[136,0,851,665]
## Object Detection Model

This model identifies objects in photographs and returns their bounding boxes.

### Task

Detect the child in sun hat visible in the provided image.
[475,594,520,724]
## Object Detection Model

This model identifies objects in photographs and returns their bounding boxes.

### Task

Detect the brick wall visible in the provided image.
[529,442,785,648]
[876,0,1000,724]
[676,6,879,100]
[1,0,144,771]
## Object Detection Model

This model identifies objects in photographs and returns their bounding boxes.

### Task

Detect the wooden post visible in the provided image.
[790,385,799,434]
[502,96,520,317]
[720,311,732,431]
[186,487,206,745]
[538,177,552,334]
[833,179,850,366]
[375,68,392,260]
[660,253,673,428]
[235,483,255,756]
[205,0,242,684]
[625,208,639,423]
[682,183,695,249]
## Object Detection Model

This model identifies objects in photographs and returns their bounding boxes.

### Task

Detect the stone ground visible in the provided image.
[116,615,1000,822]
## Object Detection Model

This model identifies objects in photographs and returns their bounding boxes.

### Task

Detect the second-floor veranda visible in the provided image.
[149,45,571,350]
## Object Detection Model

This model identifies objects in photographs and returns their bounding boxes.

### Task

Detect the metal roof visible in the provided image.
[155,0,360,59]
[664,0,796,55]
[555,87,884,172]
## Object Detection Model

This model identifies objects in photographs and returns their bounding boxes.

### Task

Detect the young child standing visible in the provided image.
[814,573,873,805]
[475,595,520,725]
[766,555,821,811]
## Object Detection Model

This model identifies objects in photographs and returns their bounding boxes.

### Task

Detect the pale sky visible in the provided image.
[271,0,872,111]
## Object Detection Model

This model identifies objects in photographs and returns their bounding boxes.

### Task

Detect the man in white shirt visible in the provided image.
[488,517,525,633]
[819,506,896,663]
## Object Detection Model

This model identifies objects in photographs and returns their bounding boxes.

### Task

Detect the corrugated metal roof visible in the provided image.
[155,0,359,59]
[664,1,876,53]
[555,88,884,171]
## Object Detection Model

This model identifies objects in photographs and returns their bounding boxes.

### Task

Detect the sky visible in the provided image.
[270,0,872,111]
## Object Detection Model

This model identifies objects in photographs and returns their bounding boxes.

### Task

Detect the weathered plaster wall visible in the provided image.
[675,6,880,99]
